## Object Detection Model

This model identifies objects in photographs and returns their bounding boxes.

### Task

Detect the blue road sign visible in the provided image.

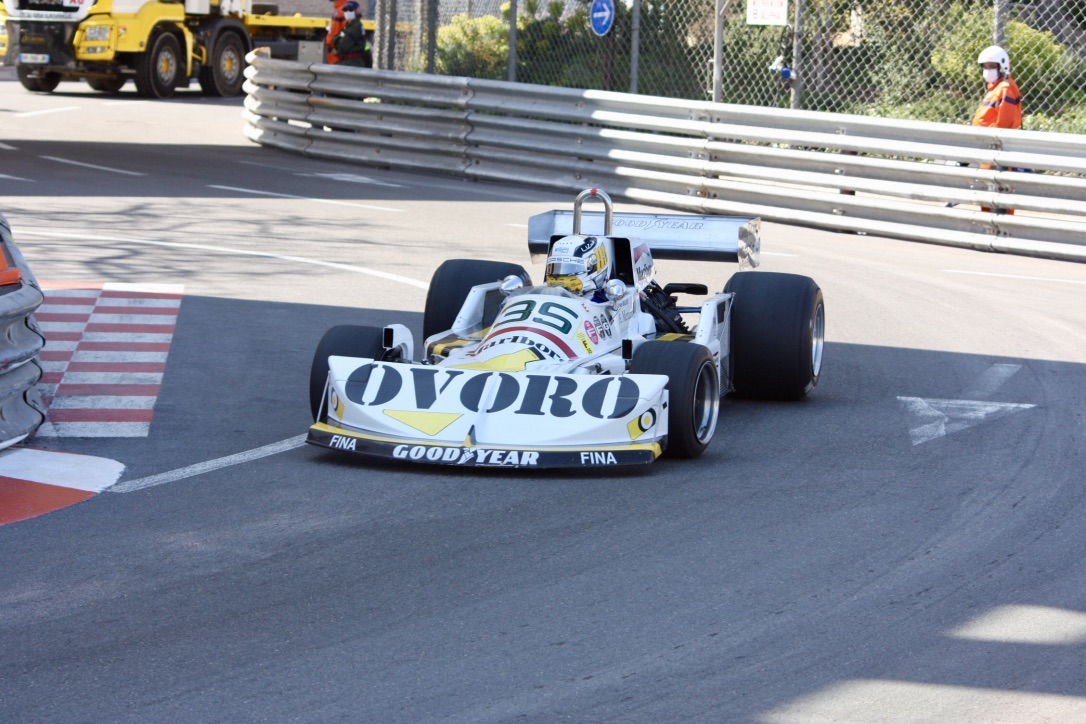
[590,0,615,37]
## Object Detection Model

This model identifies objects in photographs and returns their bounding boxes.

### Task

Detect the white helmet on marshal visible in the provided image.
[977,45,1010,76]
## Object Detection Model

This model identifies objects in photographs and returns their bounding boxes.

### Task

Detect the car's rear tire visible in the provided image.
[724,271,824,400]
[630,341,719,458]
[309,325,387,421]
[423,259,530,341]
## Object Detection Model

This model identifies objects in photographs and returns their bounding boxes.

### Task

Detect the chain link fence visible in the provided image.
[378,0,1086,132]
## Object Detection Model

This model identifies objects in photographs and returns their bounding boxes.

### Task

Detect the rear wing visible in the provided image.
[528,211,760,270]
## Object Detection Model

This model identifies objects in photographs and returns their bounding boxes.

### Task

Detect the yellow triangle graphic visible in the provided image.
[451,347,543,372]
[384,409,463,436]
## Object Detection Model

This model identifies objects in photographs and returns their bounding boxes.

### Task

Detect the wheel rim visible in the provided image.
[158,50,177,85]
[221,49,240,82]
[691,361,720,443]
[810,301,825,378]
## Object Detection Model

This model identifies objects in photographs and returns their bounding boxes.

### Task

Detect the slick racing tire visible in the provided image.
[309,325,387,421]
[135,32,182,99]
[198,32,246,97]
[87,76,127,94]
[423,259,531,341]
[724,271,824,401]
[630,341,719,459]
[17,67,60,93]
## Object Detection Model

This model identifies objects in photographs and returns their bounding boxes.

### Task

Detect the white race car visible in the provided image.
[307,189,824,468]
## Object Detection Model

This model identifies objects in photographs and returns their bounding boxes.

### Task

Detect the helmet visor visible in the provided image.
[546,256,587,278]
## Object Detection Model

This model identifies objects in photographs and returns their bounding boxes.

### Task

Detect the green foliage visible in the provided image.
[434,13,509,80]
[424,0,1086,132]
[931,6,1082,113]
[717,17,791,107]
[1021,92,1086,132]
[636,0,718,99]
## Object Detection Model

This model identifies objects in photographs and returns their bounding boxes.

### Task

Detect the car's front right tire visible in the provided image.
[423,259,531,341]
[630,341,719,458]
[309,325,387,421]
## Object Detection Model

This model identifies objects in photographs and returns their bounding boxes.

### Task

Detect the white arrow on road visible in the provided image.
[898,363,1036,445]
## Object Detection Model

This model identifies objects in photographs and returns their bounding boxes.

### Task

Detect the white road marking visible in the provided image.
[961,362,1021,399]
[1,174,33,182]
[0,142,18,151]
[89,313,178,325]
[898,362,1035,445]
[0,447,125,492]
[295,172,404,188]
[97,297,182,308]
[898,397,1036,445]
[109,434,309,493]
[40,155,145,176]
[71,351,169,363]
[18,229,430,290]
[207,184,402,212]
[60,372,164,384]
[15,107,80,118]
[35,421,150,438]
[944,269,1086,285]
[48,396,157,409]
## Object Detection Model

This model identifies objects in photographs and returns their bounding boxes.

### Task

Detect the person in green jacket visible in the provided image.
[332,1,372,68]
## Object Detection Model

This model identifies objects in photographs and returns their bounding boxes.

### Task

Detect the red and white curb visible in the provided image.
[34,281,183,437]
[0,447,124,526]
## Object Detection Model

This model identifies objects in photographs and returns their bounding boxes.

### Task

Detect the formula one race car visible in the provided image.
[307,189,824,468]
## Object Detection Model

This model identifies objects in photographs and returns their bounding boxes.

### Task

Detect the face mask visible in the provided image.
[983,68,1001,84]
[343,10,356,20]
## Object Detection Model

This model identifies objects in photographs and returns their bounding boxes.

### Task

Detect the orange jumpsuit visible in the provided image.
[325,0,349,64]
[972,75,1021,213]
[972,76,1022,130]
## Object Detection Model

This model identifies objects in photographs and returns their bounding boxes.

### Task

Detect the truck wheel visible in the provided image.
[17,67,60,93]
[423,259,531,341]
[309,325,389,421]
[87,76,126,94]
[630,341,719,459]
[198,32,246,97]
[135,33,181,99]
[725,271,824,401]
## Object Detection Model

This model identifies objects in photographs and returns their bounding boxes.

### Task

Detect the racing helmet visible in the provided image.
[545,235,611,294]
[977,45,1010,77]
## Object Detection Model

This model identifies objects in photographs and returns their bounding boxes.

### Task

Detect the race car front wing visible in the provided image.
[307,422,662,468]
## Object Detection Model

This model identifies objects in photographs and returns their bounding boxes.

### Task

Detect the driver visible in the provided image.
[544,235,612,302]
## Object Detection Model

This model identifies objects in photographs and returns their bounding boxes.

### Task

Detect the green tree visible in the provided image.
[434,13,509,79]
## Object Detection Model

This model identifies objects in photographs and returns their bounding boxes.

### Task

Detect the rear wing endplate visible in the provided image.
[528,211,760,270]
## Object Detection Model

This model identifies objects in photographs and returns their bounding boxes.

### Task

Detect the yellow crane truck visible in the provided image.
[0,0,329,97]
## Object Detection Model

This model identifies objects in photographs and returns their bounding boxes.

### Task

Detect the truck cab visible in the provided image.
[2,0,329,97]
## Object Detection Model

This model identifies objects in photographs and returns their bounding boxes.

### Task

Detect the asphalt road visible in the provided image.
[2,79,1086,722]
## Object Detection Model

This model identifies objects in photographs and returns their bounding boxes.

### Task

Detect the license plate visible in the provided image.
[19,54,50,64]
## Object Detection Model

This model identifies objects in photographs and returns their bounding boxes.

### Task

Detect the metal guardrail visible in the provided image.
[242,48,1086,263]
[0,213,46,449]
